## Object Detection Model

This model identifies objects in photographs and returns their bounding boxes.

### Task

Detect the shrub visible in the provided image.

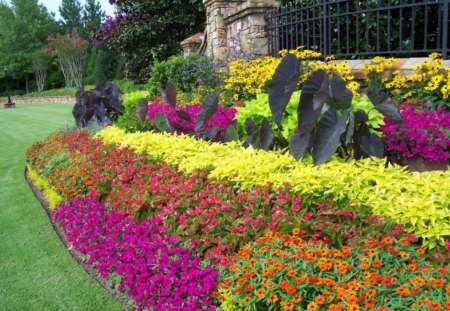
[217,231,450,310]
[148,54,221,103]
[381,103,450,162]
[115,90,150,132]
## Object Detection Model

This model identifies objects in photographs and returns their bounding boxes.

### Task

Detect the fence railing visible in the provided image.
[266,0,450,59]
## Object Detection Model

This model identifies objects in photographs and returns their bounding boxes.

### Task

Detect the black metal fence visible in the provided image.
[266,0,450,59]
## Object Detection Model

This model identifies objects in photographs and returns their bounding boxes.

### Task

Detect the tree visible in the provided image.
[94,0,205,83]
[0,0,59,92]
[83,0,104,32]
[47,28,88,88]
[32,49,52,91]
[59,0,83,35]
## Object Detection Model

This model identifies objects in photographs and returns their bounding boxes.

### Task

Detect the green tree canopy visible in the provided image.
[0,0,58,91]
[59,0,83,34]
[83,0,104,31]
[95,0,205,83]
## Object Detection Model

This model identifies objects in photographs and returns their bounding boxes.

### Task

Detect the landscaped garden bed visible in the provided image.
[24,51,450,311]
[26,127,450,310]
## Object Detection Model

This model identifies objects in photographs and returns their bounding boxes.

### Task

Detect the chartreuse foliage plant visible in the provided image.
[115,90,151,132]
[217,231,450,311]
[27,165,63,208]
[236,91,300,140]
[96,126,450,249]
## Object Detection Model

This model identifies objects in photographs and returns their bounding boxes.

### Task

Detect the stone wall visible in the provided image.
[183,0,278,65]
[1,96,75,105]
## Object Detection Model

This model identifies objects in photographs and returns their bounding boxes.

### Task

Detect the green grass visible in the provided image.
[0,104,125,311]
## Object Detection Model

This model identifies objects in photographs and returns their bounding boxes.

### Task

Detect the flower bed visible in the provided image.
[26,129,450,310]
[95,126,450,249]
[26,131,393,264]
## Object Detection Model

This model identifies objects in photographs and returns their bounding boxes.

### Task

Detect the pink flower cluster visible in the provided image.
[380,103,450,162]
[51,197,217,311]
[147,101,237,136]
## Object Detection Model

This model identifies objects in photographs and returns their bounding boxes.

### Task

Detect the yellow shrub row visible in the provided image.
[95,127,450,248]
[27,166,62,209]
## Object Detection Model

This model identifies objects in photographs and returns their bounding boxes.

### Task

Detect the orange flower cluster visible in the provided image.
[217,230,450,311]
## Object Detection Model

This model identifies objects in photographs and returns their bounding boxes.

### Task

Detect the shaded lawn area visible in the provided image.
[0,104,124,311]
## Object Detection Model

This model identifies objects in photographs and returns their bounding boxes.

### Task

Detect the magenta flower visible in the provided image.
[52,197,218,311]
[380,103,450,162]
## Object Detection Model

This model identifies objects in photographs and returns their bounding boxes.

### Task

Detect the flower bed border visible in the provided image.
[24,167,134,311]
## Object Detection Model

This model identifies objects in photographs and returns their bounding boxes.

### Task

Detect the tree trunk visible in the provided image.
[25,75,29,94]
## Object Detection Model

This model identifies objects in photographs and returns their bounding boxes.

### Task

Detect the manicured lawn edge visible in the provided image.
[24,167,134,311]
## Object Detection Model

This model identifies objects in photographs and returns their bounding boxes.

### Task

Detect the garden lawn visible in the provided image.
[0,104,125,311]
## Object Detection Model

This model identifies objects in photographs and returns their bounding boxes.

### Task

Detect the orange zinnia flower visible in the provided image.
[327,303,345,311]
[292,228,301,235]
[395,286,411,297]
[372,259,382,267]
[366,289,376,297]
[314,295,326,305]
[268,293,279,303]
[364,298,376,307]
[282,301,295,311]
[347,304,360,311]
[307,302,319,311]
[254,288,265,298]
[293,294,303,303]
[429,302,441,311]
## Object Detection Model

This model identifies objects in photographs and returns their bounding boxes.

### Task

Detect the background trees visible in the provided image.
[95,0,205,83]
[0,0,58,93]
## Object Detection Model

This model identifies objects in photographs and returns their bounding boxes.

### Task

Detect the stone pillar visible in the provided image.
[203,0,245,64]
[224,0,278,58]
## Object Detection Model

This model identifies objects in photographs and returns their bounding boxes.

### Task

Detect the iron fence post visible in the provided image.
[443,0,449,58]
